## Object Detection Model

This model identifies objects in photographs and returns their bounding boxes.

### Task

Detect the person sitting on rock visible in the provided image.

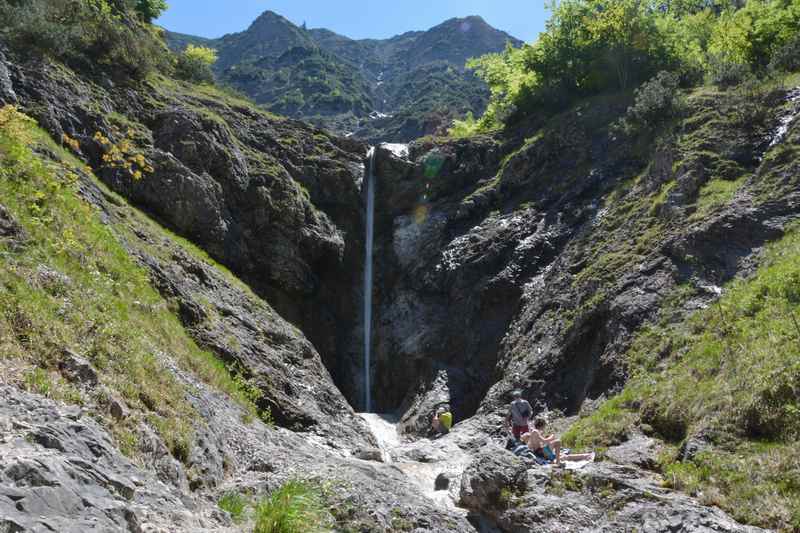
[431,405,453,436]
[523,418,594,466]
[506,390,532,440]
[507,436,549,465]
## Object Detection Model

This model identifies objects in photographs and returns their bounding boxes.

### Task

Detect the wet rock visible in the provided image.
[353,447,384,462]
[0,48,16,104]
[434,472,450,491]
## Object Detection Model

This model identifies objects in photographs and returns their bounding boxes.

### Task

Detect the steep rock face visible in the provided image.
[368,88,800,430]
[368,138,528,420]
[0,49,369,410]
[480,91,800,418]
[78,175,373,446]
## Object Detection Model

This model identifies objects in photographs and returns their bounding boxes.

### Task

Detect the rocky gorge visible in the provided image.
[1,4,800,533]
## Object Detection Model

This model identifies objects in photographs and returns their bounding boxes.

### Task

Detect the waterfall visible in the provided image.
[768,87,800,149]
[363,147,376,412]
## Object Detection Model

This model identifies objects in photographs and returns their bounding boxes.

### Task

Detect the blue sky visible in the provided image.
[156,1,549,43]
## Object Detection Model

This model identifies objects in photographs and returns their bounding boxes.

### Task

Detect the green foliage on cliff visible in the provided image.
[565,224,800,530]
[175,44,217,84]
[133,0,167,23]
[462,0,800,133]
[0,0,173,79]
[0,106,263,461]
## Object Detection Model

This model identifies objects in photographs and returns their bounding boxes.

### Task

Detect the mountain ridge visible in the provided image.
[165,10,522,142]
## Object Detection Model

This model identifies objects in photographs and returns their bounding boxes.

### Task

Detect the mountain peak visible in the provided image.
[215,10,314,71]
[248,10,298,32]
[167,10,523,141]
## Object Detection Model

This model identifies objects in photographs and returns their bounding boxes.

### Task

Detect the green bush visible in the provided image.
[218,491,248,523]
[253,480,332,533]
[0,0,172,80]
[707,54,752,89]
[622,71,682,132]
[769,34,800,73]
[467,0,800,130]
[133,0,167,23]
[175,44,217,84]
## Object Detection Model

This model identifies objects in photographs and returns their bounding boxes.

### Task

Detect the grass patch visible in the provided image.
[690,175,748,221]
[662,445,800,529]
[218,491,248,524]
[253,480,333,533]
[562,388,641,450]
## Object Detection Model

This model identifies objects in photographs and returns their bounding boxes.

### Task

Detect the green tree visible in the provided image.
[0,0,171,79]
[466,43,537,130]
[134,0,167,22]
[584,0,670,89]
[175,44,218,84]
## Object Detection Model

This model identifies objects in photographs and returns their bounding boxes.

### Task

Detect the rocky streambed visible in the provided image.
[355,414,765,533]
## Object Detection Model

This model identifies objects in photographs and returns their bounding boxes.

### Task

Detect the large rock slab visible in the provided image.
[0,387,230,533]
[459,450,766,533]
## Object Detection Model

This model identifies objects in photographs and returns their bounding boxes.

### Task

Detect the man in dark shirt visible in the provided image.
[506,390,532,440]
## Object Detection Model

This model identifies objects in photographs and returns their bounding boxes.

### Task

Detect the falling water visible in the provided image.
[768,87,800,149]
[363,147,376,412]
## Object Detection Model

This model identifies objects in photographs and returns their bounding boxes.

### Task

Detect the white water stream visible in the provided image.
[363,148,376,412]
[768,87,800,149]
[358,413,473,515]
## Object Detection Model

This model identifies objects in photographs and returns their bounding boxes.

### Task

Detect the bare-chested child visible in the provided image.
[522,417,594,466]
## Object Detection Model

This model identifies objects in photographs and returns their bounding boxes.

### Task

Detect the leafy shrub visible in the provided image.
[467,0,800,129]
[175,44,217,84]
[133,0,167,23]
[218,491,248,523]
[0,0,172,79]
[253,480,333,533]
[465,43,536,131]
[621,71,682,132]
[448,111,480,138]
[725,77,772,129]
[707,54,751,89]
[769,35,800,74]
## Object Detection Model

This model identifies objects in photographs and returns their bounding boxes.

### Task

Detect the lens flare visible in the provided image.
[413,204,429,225]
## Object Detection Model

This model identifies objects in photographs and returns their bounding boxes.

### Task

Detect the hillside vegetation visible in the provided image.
[0,104,262,462]
[456,0,800,134]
